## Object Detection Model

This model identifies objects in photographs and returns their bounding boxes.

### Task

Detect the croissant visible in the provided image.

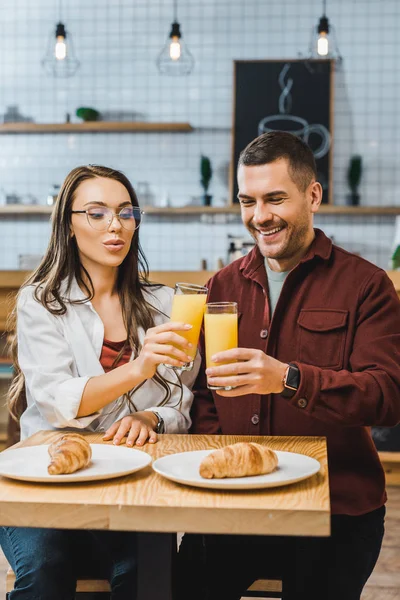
[199,442,278,479]
[48,433,92,475]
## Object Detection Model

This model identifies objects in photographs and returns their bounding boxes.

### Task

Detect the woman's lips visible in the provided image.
[103,241,125,252]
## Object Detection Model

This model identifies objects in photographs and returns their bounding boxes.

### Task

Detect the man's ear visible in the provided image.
[310,181,323,213]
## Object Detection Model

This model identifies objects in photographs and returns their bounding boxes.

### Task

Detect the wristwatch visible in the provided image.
[281,363,300,399]
[153,411,165,434]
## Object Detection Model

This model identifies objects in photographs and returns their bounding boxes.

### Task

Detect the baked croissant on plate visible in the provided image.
[48,433,92,475]
[199,442,278,479]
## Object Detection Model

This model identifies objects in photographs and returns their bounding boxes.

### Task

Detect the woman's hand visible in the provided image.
[132,321,193,380]
[103,412,159,446]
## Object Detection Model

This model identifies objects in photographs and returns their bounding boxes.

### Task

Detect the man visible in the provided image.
[176,131,400,600]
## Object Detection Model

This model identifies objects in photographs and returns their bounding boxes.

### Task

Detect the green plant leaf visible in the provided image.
[392,245,400,269]
[200,155,212,191]
[347,155,362,193]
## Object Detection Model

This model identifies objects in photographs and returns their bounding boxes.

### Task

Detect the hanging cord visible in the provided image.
[173,0,178,22]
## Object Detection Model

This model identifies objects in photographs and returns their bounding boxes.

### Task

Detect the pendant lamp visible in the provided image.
[157,0,194,75]
[309,0,342,60]
[42,0,80,78]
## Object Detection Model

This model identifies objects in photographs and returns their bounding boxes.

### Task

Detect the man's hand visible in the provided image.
[103,411,159,446]
[206,348,288,397]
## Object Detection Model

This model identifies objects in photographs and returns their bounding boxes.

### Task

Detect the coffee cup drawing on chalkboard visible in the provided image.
[258,63,331,160]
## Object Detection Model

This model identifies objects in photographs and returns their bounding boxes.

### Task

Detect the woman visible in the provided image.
[1,165,198,600]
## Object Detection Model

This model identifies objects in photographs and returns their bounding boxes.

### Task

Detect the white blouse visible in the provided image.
[17,278,200,440]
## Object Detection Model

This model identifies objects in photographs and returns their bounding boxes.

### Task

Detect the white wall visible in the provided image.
[0,0,399,269]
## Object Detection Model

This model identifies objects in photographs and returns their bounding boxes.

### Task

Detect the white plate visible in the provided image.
[152,449,320,490]
[0,444,152,483]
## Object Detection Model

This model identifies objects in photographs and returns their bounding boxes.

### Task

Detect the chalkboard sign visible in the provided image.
[372,425,400,452]
[231,59,334,204]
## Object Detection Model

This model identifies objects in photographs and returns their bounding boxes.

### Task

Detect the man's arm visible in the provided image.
[290,269,400,427]
[206,270,400,428]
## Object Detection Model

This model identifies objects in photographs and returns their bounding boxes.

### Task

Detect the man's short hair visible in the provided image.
[238,131,317,192]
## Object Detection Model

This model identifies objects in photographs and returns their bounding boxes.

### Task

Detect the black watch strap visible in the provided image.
[281,363,300,399]
[153,412,165,434]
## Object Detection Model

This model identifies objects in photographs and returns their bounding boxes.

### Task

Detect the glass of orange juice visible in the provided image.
[164,282,208,371]
[204,302,238,390]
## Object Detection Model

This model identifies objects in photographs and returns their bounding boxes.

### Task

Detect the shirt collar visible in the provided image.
[239,228,333,280]
[59,276,92,303]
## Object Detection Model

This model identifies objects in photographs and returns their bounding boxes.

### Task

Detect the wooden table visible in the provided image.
[0,432,330,599]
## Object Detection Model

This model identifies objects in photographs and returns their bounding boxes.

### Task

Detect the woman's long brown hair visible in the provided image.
[8,165,182,420]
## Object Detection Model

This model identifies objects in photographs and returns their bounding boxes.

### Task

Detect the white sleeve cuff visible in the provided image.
[41,375,102,429]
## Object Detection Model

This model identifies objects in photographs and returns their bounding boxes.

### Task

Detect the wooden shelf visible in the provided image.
[0,205,53,214]
[318,205,400,215]
[1,204,400,216]
[0,121,193,134]
[145,205,400,216]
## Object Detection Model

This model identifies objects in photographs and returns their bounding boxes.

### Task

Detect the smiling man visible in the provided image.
[175,131,400,600]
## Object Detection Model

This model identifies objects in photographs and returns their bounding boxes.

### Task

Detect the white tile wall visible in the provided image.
[0,0,399,270]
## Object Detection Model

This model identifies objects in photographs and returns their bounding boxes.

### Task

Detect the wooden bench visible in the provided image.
[379,452,400,486]
[6,567,111,598]
[6,567,283,599]
[244,578,282,598]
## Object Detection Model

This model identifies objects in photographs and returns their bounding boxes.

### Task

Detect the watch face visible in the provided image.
[286,365,300,389]
[282,364,300,398]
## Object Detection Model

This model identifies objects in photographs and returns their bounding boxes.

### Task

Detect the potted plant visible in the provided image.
[391,245,400,270]
[346,155,362,206]
[200,155,213,206]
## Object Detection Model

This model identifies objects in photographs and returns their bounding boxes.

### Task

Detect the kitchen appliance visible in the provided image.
[227,235,254,264]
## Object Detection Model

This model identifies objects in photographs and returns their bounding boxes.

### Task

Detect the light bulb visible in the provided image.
[317,32,329,56]
[169,37,181,60]
[55,35,67,60]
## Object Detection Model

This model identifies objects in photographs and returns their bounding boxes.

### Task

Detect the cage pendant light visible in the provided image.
[157,0,194,75]
[309,0,342,60]
[41,0,80,78]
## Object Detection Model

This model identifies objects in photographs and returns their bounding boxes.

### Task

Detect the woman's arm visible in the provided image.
[103,351,201,445]
[77,321,194,417]
[17,288,193,427]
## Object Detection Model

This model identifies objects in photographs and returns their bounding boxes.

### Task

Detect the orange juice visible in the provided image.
[204,312,238,368]
[170,293,207,360]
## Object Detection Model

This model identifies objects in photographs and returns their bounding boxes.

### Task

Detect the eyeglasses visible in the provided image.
[71,206,144,231]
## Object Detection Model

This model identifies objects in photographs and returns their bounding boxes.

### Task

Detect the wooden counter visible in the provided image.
[1,269,399,332]
[0,270,214,331]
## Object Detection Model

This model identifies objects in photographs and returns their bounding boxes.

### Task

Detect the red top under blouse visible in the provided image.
[99,339,131,372]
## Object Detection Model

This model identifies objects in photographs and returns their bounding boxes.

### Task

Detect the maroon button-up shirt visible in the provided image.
[191,229,400,515]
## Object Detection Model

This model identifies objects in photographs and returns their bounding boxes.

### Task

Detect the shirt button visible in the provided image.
[260,329,268,339]
[251,414,260,425]
[298,398,308,408]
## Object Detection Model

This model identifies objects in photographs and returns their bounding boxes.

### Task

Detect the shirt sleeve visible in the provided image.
[190,341,222,434]
[288,270,400,427]
[17,288,101,429]
[143,284,201,433]
[144,351,201,433]
[185,277,222,434]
